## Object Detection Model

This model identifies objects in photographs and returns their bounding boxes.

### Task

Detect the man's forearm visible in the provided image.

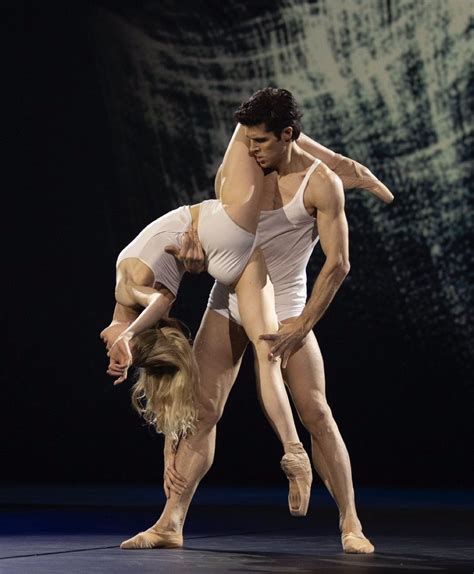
[300,261,350,332]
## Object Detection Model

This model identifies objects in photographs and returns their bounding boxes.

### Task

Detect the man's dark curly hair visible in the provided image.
[234,87,303,140]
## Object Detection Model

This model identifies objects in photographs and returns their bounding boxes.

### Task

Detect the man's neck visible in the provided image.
[275,142,315,176]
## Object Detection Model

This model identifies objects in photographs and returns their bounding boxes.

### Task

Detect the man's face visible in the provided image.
[244,123,291,170]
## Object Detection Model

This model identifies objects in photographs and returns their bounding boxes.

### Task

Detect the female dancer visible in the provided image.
[101,123,314,550]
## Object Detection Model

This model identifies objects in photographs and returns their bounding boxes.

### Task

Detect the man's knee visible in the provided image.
[298,396,335,437]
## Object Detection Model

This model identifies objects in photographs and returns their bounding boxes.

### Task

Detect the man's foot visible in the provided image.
[120,527,183,550]
[280,442,313,517]
[327,153,394,204]
[341,532,375,554]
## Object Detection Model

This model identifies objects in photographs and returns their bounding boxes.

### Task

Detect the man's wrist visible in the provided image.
[299,313,315,335]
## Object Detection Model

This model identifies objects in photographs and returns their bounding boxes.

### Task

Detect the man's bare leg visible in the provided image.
[120,309,249,549]
[281,319,375,554]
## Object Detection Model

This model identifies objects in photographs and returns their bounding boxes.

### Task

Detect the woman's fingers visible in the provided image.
[166,462,187,485]
[170,483,186,495]
[163,476,170,498]
[113,371,127,386]
[107,366,125,376]
[167,469,187,488]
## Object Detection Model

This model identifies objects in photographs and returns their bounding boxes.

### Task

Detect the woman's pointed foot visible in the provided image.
[120,528,183,549]
[341,531,375,554]
[327,153,394,204]
[281,442,313,517]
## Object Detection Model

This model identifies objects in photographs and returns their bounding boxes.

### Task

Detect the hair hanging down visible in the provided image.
[130,318,199,443]
[234,87,303,140]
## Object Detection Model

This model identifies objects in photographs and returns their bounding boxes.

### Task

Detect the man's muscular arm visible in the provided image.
[260,169,350,367]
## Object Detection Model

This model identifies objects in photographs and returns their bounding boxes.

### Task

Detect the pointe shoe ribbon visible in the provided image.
[120,528,183,550]
[280,442,313,517]
[341,531,375,554]
[327,153,394,204]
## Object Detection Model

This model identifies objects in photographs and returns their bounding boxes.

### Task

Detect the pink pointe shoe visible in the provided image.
[327,153,394,204]
[280,442,313,516]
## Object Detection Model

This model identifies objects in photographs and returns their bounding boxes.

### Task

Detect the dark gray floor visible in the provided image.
[1,486,473,573]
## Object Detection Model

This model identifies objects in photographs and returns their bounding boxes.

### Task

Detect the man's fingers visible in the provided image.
[282,350,291,369]
[259,334,278,341]
[164,244,179,254]
[269,341,286,360]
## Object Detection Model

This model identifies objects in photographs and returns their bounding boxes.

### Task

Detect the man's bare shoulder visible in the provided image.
[311,161,341,187]
[306,162,344,210]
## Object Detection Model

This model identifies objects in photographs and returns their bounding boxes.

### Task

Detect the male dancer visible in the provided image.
[121,88,393,553]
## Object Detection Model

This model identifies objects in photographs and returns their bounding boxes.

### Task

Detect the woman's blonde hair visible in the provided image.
[130,318,199,442]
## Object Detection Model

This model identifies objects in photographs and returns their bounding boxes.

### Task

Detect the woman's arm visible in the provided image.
[107,281,174,384]
[100,303,138,352]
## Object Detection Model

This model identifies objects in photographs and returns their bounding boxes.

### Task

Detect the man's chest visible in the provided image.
[260,172,315,215]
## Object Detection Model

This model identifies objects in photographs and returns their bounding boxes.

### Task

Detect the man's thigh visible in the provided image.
[193,308,249,416]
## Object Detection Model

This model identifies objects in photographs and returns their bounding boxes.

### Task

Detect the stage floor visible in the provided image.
[1,486,473,573]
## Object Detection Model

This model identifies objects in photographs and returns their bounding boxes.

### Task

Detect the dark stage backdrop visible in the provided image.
[11,0,473,489]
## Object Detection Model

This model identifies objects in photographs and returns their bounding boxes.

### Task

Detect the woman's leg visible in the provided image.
[234,248,312,516]
[120,310,250,549]
[297,133,394,203]
[218,123,265,234]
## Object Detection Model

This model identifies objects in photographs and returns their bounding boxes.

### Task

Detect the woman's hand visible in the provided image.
[107,332,133,385]
[163,452,188,498]
[100,321,131,352]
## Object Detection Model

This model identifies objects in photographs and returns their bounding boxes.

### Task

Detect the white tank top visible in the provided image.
[207,159,321,323]
[256,159,321,300]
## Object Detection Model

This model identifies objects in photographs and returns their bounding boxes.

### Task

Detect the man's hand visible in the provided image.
[165,226,206,274]
[107,333,133,385]
[259,318,310,369]
[163,451,188,498]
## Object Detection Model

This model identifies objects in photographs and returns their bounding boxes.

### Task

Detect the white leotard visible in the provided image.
[116,205,191,296]
[207,159,321,324]
[116,200,256,295]
[198,199,257,284]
